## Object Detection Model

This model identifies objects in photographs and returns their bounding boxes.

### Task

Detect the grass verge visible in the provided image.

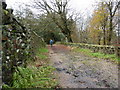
[73,47,119,64]
[37,47,49,60]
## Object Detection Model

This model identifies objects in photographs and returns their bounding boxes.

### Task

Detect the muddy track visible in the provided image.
[48,44,118,88]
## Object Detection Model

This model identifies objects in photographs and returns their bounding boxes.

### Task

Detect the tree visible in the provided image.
[37,13,65,43]
[104,0,120,45]
[32,0,75,42]
[87,9,104,44]
[87,1,120,45]
[97,2,109,45]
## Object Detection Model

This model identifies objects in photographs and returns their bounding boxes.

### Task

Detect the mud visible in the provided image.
[48,44,118,88]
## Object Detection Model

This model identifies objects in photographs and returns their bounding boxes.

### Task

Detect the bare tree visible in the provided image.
[105,0,120,45]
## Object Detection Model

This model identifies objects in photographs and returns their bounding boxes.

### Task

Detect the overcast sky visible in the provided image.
[6,0,100,16]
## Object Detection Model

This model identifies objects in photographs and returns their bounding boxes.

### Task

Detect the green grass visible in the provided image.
[89,52,117,62]
[3,66,58,88]
[38,48,48,53]
[36,47,49,60]
[37,54,48,60]
[73,47,119,63]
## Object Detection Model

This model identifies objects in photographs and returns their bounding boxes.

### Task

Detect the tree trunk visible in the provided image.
[65,30,72,42]
[103,24,106,45]
[98,36,101,45]
[108,17,113,45]
[68,35,73,42]
[102,27,106,45]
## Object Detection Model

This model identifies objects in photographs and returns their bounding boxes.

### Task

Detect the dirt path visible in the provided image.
[48,44,118,88]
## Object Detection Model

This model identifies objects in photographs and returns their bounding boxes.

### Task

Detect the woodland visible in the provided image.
[0,0,120,88]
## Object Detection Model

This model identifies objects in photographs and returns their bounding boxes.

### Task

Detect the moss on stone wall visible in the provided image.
[64,42,120,57]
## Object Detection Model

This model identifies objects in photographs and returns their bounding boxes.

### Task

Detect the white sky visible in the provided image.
[6,0,100,16]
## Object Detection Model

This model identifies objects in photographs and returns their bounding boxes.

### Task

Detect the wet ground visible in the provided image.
[48,44,118,88]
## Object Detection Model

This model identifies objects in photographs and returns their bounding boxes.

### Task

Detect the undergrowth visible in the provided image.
[3,66,57,88]
[38,48,49,53]
[73,47,119,63]
[37,54,48,60]
[3,47,58,88]
[37,48,49,60]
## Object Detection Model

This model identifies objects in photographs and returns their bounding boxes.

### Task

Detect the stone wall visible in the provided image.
[64,43,120,55]
[1,1,45,85]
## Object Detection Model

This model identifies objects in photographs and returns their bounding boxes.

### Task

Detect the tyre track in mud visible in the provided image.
[48,44,118,88]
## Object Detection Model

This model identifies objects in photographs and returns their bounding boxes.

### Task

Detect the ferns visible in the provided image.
[3,66,57,88]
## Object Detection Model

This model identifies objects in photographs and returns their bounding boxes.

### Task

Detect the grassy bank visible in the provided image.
[72,47,119,64]
[37,48,49,60]
[3,47,58,88]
